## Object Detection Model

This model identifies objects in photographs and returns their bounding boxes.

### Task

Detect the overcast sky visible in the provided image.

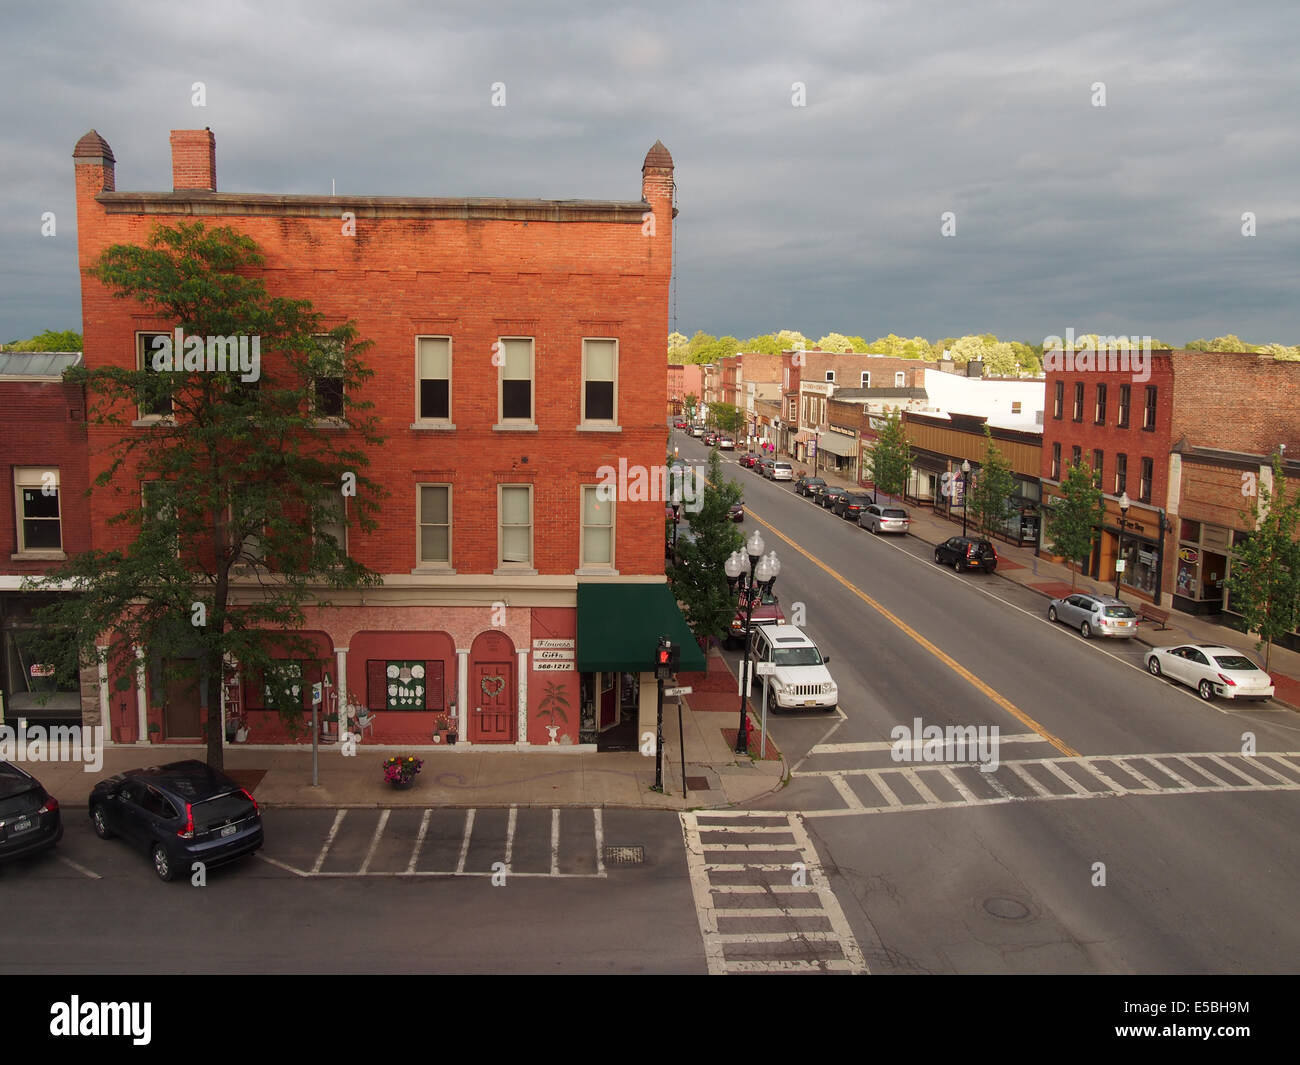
[3,0,1298,348]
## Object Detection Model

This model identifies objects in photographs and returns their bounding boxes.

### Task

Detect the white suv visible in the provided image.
[750,625,838,712]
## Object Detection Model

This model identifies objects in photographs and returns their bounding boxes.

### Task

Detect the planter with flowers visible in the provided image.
[383,755,423,789]
[431,711,458,745]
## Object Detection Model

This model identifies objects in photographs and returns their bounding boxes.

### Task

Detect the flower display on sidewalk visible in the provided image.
[383,755,423,785]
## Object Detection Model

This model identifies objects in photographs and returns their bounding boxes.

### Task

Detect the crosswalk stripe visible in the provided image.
[1040,759,1091,795]
[865,770,902,807]
[1232,756,1294,786]
[938,766,979,802]
[1172,755,1230,787]
[830,773,866,810]
[1007,763,1052,797]
[1110,758,1161,791]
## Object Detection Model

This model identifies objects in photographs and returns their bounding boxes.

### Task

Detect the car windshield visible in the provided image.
[1212,655,1260,671]
[774,647,823,666]
[1103,606,1136,618]
[882,509,907,518]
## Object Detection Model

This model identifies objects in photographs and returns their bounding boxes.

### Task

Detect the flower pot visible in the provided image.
[235,726,249,743]
[447,733,457,746]
[389,779,415,790]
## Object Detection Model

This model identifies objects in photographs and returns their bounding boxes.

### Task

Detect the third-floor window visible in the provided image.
[1072,381,1084,422]
[1118,383,1131,427]
[417,337,451,422]
[1143,385,1158,431]
[1094,383,1107,425]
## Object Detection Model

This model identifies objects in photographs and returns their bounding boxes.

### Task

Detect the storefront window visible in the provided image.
[1120,538,1159,597]
[1180,518,1200,542]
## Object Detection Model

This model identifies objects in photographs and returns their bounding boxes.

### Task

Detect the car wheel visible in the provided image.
[1047,606,1057,622]
[152,843,176,882]
[953,558,963,572]
[934,550,943,564]
[1198,679,1215,701]
[1080,621,1092,638]
[1147,657,1161,676]
[90,804,113,840]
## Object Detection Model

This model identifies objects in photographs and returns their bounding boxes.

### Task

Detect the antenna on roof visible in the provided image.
[332,178,335,196]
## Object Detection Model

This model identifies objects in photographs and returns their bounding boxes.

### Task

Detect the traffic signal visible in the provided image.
[655,637,677,680]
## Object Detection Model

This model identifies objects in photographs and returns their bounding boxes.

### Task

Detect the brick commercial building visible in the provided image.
[72,128,700,750]
[1042,347,1300,631]
[0,353,93,728]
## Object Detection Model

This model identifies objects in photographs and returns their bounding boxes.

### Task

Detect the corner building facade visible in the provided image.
[73,128,701,750]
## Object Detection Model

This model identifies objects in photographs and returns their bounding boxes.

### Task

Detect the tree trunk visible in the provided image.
[206,650,224,771]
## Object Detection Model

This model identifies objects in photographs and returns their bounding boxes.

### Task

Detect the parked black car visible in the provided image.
[934,536,999,573]
[833,492,873,521]
[794,475,826,497]
[89,760,263,882]
[0,761,62,864]
[820,487,848,509]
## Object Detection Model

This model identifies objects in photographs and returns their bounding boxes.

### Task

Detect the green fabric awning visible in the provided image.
[577,583,706,673]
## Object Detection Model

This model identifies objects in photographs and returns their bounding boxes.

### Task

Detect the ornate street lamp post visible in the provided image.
[960,459,971,538]
[1115,491,1131,599]
[724,532,781,755]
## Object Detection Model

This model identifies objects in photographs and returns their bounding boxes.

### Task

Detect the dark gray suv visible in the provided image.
[89,760,263,882]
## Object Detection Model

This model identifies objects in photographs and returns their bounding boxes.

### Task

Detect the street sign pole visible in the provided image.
[756,662,775,760]
[311,681,322,786]
[655,675,665,793]
[678,692,687,798]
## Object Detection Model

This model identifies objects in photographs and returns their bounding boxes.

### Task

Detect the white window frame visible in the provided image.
[579,338,619,429]
[312,335,347,425]
[825,370,836,383]
[861,372,870,388]
[414,336,453,428]
[416,483,452,569]
[578,485,616,573]
[135,331,175,423]
[496,337,536,430]
[497,484,535,572]
[13,467,63,558]
[894,371,905,387]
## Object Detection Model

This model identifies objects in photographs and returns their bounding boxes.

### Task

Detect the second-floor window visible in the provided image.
[418,485,451,566]
[1118,384,1131,427]
[138,332,174,419]
[1072,382,1084,422]
[1051,443,1061,480]
[894,371,905,387]
[142,480,179,558]
[1094,383,1107,425]
[861,372,870,388]
[1143,385,1157,431]
[1092,449,1104,485]
[417,337,451,421]
[314,488,346,556]
[582,339,617,424]
[1115,453,1127,495]
[1011,401,1022,414]
[580,486,614,569]
[1053,381,1064,419]
[14,467,61,554]
[499,485,533,567]
[1072,445,1082,466]
[825,371,836,383]
[499,338,534,424]
[313,337,345,420]
[1140,457,1153,501]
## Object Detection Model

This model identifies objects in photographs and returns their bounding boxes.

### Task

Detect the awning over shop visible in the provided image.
[817,432,858,458]
[576,583,706,673]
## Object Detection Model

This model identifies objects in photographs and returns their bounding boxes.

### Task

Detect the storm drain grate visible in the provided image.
[685,776,711,791]
[604,845,645,865]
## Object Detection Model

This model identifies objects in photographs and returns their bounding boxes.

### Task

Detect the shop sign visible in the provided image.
[533,639,575,650]
[534,649,574,662]
[1178,547,1199,564]
[534,661,575,672]
[1138,550,1155,566]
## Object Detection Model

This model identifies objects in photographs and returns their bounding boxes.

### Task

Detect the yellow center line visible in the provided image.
[738,501,1079,758]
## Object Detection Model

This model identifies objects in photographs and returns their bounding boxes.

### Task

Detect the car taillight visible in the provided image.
[177,802,195,839]
[967,545,976,557]
[1217,673,1236,686]
[241,787,260,814]
[38,795,59,814]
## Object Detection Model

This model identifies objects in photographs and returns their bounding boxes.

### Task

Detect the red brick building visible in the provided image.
[0,353,94,727]
[667,363,702,418]
[72,128,699,750]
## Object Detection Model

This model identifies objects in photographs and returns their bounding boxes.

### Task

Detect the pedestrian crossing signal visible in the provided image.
[655,638,678,680]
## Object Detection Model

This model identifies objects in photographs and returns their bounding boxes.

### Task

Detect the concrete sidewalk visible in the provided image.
[24,646,786,812]
[800,460,1300,711]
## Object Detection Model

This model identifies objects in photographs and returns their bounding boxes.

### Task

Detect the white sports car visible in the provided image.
[1144,644,1275,702]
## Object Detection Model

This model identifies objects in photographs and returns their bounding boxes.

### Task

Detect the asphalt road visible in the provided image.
[681,432,1300,973]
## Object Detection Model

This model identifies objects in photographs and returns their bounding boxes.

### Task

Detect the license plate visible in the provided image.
[10,817,33,835]
[804,700,817,707]
[220,824,237,838]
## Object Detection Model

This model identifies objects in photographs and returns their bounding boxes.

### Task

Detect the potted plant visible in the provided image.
[147,722,161,744]
[383,755,423,789]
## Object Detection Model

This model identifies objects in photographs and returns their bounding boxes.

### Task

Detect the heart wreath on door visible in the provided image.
[480,675,506,698]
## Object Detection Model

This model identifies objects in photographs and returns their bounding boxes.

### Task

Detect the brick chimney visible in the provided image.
[170,128,216,191]
[73,130,115,192]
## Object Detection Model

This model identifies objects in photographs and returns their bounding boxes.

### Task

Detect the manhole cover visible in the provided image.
[983,897,1032,920]
[604,846,645,865]
[685,776,711,791]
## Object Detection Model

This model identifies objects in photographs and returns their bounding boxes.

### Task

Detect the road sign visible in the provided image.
[312,682,322,706]
[664,686,692,697]
[755,663,775,676]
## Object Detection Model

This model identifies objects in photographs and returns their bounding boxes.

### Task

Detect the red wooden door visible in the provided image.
[599,673,617,729]
[472,662,515,743]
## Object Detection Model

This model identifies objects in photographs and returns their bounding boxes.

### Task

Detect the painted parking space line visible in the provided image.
[311,809,347,874]
[57,855,101,880]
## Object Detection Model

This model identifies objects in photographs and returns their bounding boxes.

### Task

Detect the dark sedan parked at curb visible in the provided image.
[794,475,826,497]
[832,491,873,521]
[89,760,263,882]
[1047,593,1137,639]
[0,762,62,864]
[934,536,998,573]
[819,487,848,509]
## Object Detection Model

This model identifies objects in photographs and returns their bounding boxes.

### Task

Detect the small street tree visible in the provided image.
[682,392,698,422]
[667,451,744,647]
[23,221,386,770]
[865,408,910,500]
[1226,453,1300,671]
[708,401,745,437]
[1045,459,1105,590]
[969,426,1016,539]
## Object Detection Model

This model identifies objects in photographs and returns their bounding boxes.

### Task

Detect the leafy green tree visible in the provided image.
[740,334,782,355]
[816,332,861,353]
[1226,453,1300,671]
[969,426,1016,539]
[774,329,809,352]
[668,451,744,647]
[865,408,910,499]
[682,392,698,421]
[708,401,744,437]
[22,221,385,770]
[667,331,690,361]
[1045,459,1105,590]
[3,328,83,351]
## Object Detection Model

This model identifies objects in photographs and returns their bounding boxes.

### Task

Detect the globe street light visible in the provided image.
[960,459,971,538]
[724,529,779,755]
[1115,491,1131,599]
